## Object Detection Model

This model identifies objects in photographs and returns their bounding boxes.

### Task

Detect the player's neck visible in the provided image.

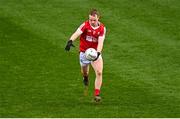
[90,22,100,29]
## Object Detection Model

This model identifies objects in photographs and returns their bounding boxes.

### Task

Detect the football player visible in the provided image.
[65,9,106,102]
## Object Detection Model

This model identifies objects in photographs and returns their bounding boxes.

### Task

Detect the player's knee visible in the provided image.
[96,70,102,76]
[82,71,89,76]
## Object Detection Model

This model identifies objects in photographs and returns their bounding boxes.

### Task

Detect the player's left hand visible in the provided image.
[93,52,101,61]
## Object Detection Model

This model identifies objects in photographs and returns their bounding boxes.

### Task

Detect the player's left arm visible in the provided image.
[97,27,106,53]
[93,27,106,61]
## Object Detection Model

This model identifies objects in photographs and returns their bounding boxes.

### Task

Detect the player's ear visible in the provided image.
[96,16,100,21]
[96,14,100,20]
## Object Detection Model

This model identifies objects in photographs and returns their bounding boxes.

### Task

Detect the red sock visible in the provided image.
[94,89,100,96]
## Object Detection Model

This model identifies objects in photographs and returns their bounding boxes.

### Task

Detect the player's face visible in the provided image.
[89,15,99,27]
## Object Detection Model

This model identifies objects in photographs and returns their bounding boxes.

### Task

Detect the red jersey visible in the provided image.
[78,20,106,52]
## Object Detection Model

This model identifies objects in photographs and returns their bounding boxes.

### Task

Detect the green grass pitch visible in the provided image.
[0,0,180,117]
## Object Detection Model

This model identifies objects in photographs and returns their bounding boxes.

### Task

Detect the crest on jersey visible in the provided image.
[87,30,91,32]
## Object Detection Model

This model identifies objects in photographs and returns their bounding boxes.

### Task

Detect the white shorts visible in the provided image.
[79,52,102,67]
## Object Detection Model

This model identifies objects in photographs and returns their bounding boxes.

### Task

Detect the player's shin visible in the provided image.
[83,75,89,86]
[94,75,102,96]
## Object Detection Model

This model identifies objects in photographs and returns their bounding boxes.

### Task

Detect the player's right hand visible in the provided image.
[65,40,75,51]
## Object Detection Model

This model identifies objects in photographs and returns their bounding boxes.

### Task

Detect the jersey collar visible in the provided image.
[89,21,100,30]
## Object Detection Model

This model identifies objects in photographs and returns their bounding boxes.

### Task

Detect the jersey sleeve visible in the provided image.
[99,27,106,39]
[77,22,86,34]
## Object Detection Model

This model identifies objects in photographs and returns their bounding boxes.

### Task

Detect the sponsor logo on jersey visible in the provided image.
[86,36,98,42]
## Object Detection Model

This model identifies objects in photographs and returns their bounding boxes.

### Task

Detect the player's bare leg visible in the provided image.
[81,65,89,96]
[91,57,103,102]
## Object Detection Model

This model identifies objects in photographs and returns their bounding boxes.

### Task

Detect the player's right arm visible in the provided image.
[69,29,82,41]
[65,22,85,51]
